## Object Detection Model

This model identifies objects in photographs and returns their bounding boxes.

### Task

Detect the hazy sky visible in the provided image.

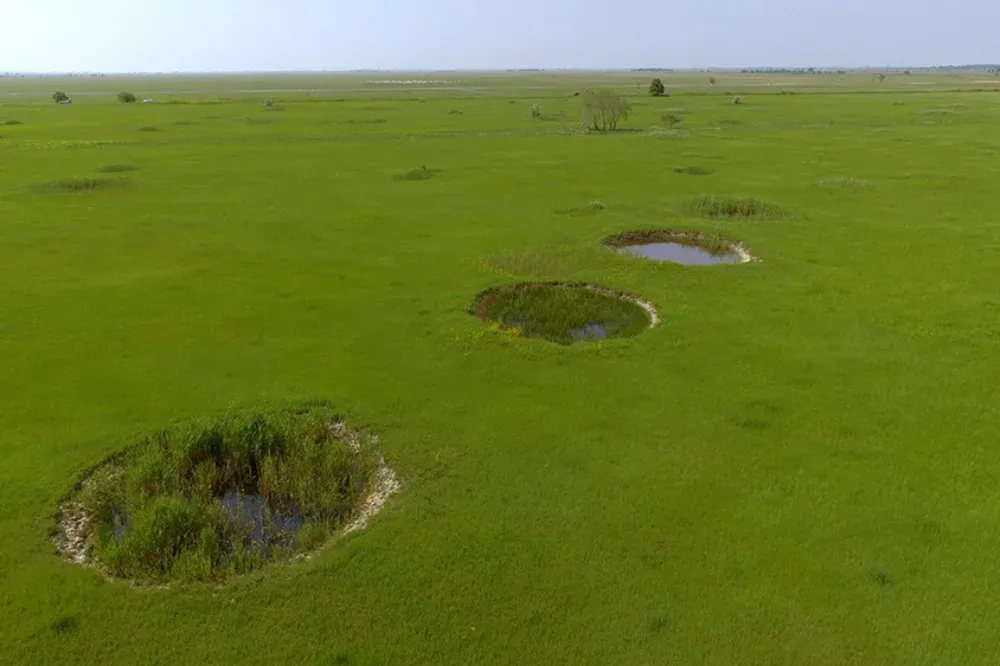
[1,0,997,72]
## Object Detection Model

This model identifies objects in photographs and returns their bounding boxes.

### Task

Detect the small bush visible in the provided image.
[530,103,541,119]
[393,165,441,181]
[97,164,139,174]
[118,92,137,104]
[674,166,715,176]
[680,196,788,220]
[138,125,160,132]
[447,109,464,116]
[2,119,24,126]
[52,91,69,103]
[648,78,666,97]
[660,111,683,128]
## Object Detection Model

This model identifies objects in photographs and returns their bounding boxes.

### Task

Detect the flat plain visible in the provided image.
[2,70,1000,665]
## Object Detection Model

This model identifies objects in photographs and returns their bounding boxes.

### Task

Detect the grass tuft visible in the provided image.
[679,195,789,220]
[50,616,78,635]
[393,166,442,181]
[138,125,161,132]
[96,164,139,174]
[819,177,873,189]
[31,177,129,194]
[674,166,715,176]
[2,119,24,126]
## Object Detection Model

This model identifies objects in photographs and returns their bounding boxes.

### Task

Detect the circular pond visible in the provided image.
[472,282,657,345]
[606,230,754,265]
[52,404,398,585]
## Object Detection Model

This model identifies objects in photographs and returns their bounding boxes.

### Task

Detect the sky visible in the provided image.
[1,0,997,73]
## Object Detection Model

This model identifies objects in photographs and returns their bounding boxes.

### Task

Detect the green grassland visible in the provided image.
[2,71,1000,664]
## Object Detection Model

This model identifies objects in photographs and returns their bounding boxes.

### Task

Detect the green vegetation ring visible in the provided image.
[471,282,659,345]
[52,404,399,585]
[605,229,757,264]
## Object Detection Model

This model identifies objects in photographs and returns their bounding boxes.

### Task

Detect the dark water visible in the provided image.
[618,242,740,265]
[570,323,612,341]
[221,489,304,546]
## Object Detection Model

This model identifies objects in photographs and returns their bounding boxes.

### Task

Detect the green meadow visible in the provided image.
[2,71,1000,664]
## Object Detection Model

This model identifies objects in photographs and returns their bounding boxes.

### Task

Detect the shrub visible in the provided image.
[138,125,160,132]
[648,78,666,97]
[530,103,541,119]
[2,119,24,126]
[660,111,683,128]
[709,77,717,86]
[52,91,69,103]
[117,92,137,104]
[581,89,632,131]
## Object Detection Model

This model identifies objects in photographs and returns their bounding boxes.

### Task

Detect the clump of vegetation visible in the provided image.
[581,89,632,131]
[96,164,139,174]
[674,166,715,176]
[680,195,789,220]
[63,404,380,584]
[2,119,24,126]
[52,91,70,103]
[32,177,128,194]
[50,616,78,635]
[819,177,873,189]
[556,200,606,216]
[484,251,577,278]
[447,109,464,116]
[660,111,684,128]
[472,282,651,345]
[393,165,442,181]
[530,103,541,119]
[118,92,137,104]
[138,125,160,132]
[648,78,667,97]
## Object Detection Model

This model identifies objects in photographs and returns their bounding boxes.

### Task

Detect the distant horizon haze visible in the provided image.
[1,1,996,73]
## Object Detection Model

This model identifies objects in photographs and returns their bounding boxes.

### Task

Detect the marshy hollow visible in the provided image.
[605,230,755,265]
[52,404,398,585]
[471,282,658,345]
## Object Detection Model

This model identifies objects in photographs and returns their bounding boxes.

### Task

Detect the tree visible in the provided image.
[709,76,717,86]
[648,78,666,97]
[117,92,137,104]
[52,91,69,103]
[582,89,632,131]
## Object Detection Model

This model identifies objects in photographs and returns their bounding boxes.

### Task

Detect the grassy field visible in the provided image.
[2,71,1000,665]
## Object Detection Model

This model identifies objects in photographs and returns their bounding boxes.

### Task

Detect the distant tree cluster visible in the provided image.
[581,89,631,131]
[740,68,846,75]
